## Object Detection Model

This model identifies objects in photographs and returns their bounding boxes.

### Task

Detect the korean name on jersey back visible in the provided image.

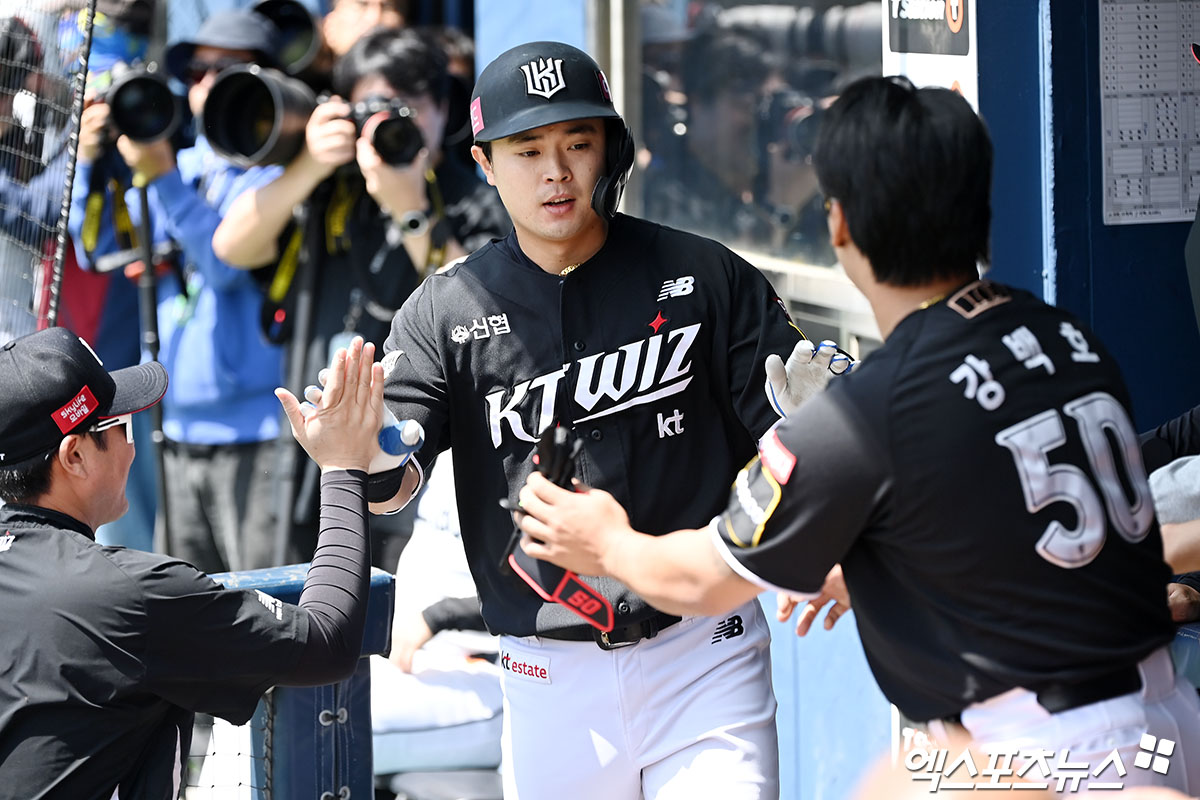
[485,322,702,448]
[941,282,1156,570]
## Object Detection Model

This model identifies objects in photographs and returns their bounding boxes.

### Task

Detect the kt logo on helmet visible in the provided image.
[521,57,567,99]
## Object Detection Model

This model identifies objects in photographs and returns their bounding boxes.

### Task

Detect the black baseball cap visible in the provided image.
[0,328,167,466]
[470,41,622,143]
[164,9,280,82]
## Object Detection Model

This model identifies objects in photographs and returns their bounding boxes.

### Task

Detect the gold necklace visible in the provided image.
[559,263,580,276]
[917,291,947,310]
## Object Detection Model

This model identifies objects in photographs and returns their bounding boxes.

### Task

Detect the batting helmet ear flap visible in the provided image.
[591,121,635,221]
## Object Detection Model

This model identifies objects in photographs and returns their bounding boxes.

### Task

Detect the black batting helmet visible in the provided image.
[470,41,634,220]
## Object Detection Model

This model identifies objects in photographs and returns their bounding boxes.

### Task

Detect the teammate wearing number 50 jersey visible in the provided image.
[515,75,1200,791]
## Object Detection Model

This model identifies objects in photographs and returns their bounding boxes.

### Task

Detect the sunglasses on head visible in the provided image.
[89,413,134,444]
[184,56,248,85]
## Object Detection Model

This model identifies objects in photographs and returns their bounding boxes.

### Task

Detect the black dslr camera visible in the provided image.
[350,95,424,167]
[758,87,821,163]
[93,62,182,143]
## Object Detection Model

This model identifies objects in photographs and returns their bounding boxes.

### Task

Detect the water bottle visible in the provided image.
[371,407,424,474]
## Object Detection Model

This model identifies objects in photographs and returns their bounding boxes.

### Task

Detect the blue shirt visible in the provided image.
[69,138,284,444]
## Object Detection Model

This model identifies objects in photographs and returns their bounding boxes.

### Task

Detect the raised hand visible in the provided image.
[765,339,856,419]
[276,336,383,472]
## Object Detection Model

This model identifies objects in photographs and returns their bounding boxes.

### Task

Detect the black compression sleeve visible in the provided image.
[421,596,487,634]
[281,469,371,686]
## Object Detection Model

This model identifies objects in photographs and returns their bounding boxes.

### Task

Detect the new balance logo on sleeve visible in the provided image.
[712,615,744,643]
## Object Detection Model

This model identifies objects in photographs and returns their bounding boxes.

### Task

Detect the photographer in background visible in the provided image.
[642,13,845,265]
[67,9,287,573]
[60,0,157,550]
[643,27,775,251]
[213,27,509,568]
[0,14,63,343]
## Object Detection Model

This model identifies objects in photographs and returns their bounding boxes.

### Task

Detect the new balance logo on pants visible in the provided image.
[712,615,744,643]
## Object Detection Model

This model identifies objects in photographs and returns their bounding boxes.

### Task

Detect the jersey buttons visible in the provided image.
[589,428,603,441]
[573,340,586,352]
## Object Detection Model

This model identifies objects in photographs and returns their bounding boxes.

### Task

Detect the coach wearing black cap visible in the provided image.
[0,328,391,798]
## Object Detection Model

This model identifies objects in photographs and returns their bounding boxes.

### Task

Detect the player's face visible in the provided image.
[474,118,608,251]
[90,422,136,526]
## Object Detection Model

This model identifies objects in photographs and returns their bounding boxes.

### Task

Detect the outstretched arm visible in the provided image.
[274,337,384,685]
[212,99,356,268]
[515,472,761,618]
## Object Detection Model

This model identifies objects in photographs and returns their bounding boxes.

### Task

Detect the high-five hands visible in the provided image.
[275,336,383,473]
[765,339,855,419]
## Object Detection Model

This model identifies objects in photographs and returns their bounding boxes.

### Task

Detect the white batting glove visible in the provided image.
[765,339,855,419]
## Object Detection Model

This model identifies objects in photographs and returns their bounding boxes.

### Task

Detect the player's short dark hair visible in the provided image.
[0,430,109,504]
[813,75,991,287]
[333,27,450,104]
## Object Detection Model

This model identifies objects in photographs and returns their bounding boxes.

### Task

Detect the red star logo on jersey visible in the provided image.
[648,310,668,333]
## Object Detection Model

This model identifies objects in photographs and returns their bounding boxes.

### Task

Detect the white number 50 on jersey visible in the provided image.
[995,391,1154,569]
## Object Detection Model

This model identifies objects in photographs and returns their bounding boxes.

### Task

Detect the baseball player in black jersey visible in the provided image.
[515,76,1200,791]
[370,40,851,800]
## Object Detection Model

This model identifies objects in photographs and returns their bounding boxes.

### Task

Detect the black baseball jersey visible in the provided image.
[383,213,802,637]
[717,280,1175,721]
[0,503,307,799]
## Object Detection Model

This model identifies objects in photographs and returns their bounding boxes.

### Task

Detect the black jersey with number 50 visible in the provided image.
[718,280,1174,721]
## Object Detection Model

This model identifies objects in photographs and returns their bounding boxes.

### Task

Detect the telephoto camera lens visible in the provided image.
[202,65,316,167]
[353,96,423,167]
[107,64,181,142]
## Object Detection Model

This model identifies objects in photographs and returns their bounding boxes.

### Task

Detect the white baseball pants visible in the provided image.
[497,599,779,800]
[959,647,1200,792]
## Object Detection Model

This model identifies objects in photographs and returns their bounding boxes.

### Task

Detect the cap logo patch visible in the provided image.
[596,69,611,102]
[52,386,98,433]
[470,97,485,135]
[520,57,566,99]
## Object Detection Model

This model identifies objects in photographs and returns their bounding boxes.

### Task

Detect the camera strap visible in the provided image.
[81,173,136,259]
[422,168,449,277]
[324,177,358,255]
[268,225,304,306]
